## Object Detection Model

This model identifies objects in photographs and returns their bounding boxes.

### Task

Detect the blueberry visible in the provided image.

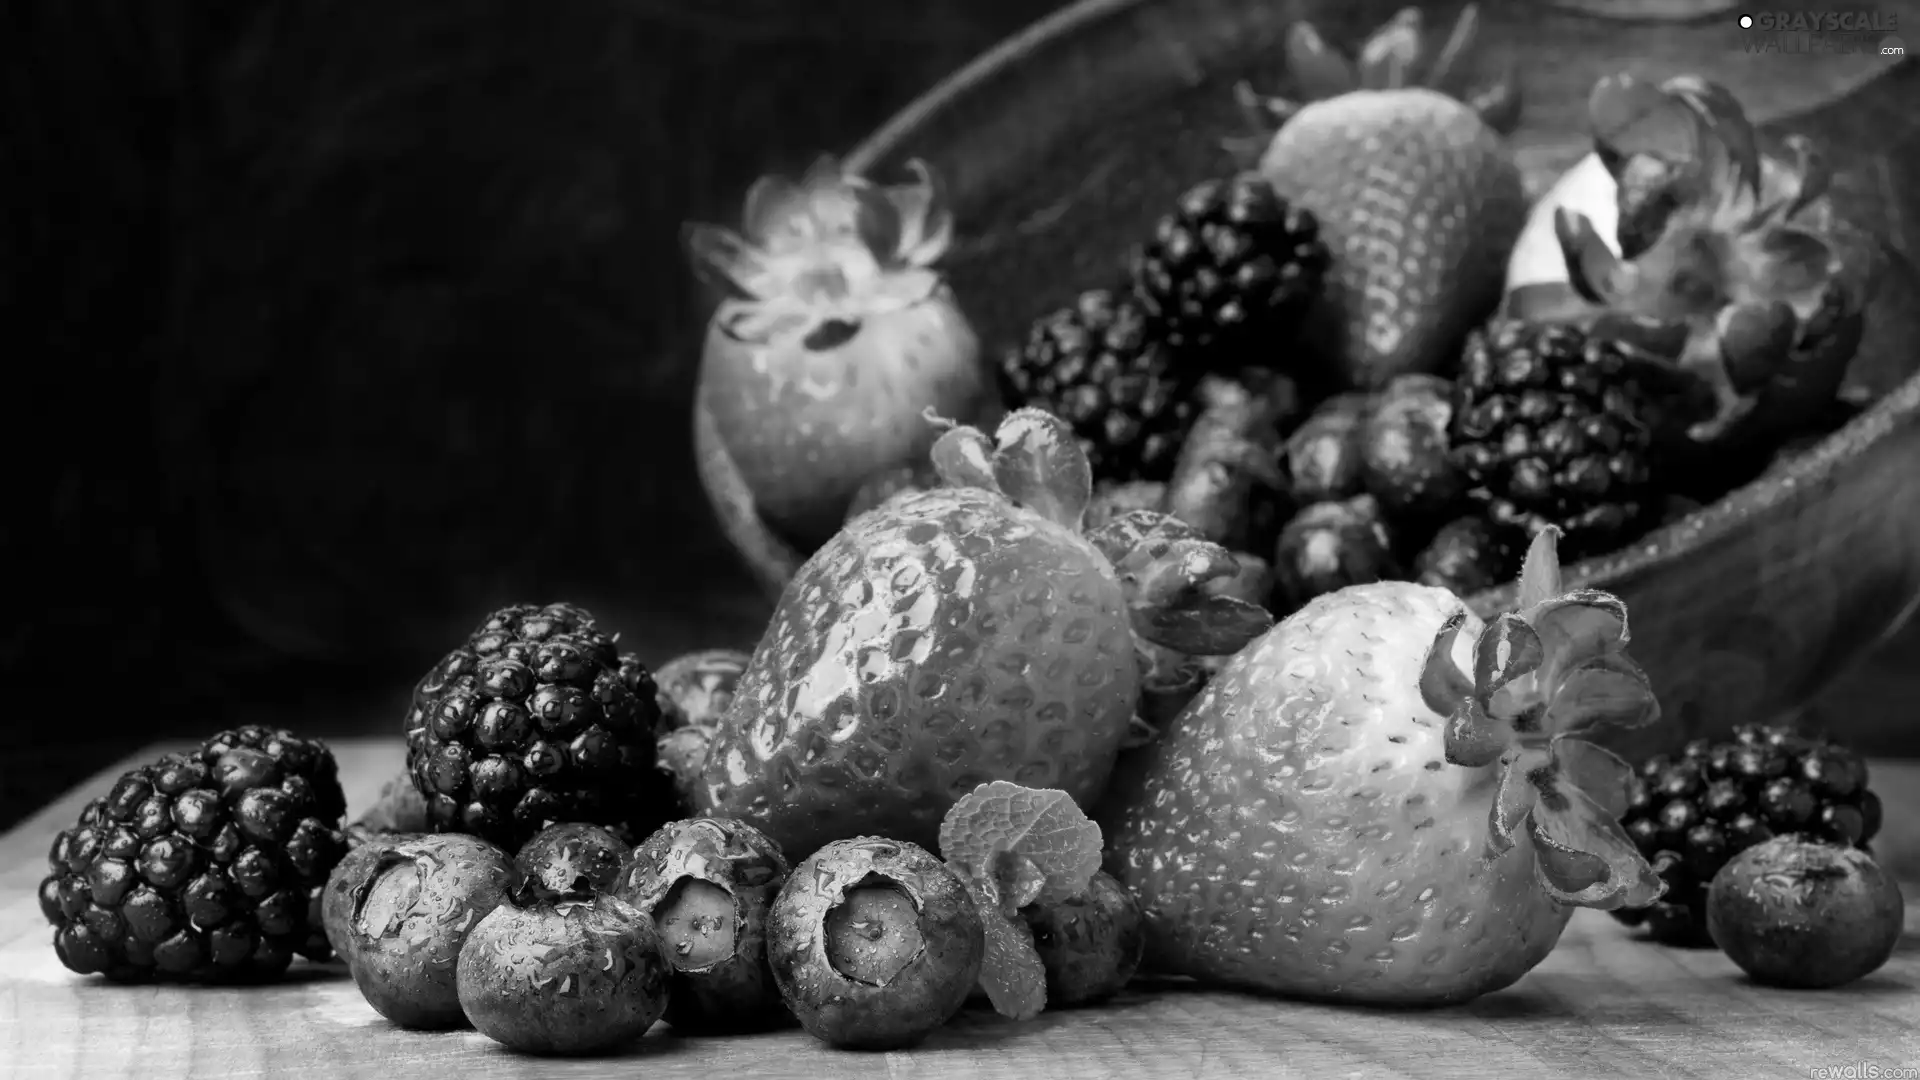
[767,837,984,1051]
[1707,838,1904,988]
[619,818,792,1034]
[345,834,517,1030]
[1284,393,1370,503]
[514,823,628,902]
[1270,496,1400,611]
[1358,374,1467,520]
[456,894,670,1055]
[1021,872,1144,1008]
[1412,517,1516,598]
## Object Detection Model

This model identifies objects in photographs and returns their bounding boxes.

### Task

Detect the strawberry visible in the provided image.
[1231,5,1526,389]
[689,409,1273,860]
[1105,527,1665,1005]
[1548,74,1878,454]
[687,157,999,559]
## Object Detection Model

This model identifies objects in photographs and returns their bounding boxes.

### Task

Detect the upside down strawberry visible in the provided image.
[688,157,999,559]
[690,409,1274,859]
[1106,527,1664,1005]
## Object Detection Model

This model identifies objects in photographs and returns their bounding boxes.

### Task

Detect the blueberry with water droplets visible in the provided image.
[767,837,984,1050]
[1708,838,1904,989]
[346,834,517,1029]
[456,892,670,1055]
[619,817,793,1033]
[1021,871,1144,1007]
[515,823,628,902]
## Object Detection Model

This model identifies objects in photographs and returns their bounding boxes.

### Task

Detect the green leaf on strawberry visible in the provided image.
[937,781,1105,1020]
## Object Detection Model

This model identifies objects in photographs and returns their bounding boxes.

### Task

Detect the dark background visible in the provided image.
[5,0,1916,831]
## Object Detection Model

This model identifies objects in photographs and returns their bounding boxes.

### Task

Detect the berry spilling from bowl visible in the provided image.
[35,0,1913,1063]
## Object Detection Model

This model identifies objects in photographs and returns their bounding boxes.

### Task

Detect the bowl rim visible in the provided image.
[843,0,1920,606]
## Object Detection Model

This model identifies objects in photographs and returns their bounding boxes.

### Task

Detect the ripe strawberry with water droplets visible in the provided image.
[1106,528,1665,1005]
[691,409,1273,859]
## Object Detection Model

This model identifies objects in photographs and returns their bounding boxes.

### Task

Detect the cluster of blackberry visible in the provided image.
[992,166,1715,619]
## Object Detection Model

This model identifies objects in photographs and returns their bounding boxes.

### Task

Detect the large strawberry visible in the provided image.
[688,157,999,569]
[690,409,1273,859]
[1106,527,1665,1005]
[1548,74,1877,452]
[1232,5,1526,389]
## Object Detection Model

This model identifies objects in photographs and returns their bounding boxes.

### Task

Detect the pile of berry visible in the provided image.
[982,163,1862,622]
[40,603,1145,1058]
[1613,723,1885,947]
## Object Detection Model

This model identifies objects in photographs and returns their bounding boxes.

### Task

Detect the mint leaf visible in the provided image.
[989,851,1046,913]
[938,781,1102,906]
[956,871,1047,1020]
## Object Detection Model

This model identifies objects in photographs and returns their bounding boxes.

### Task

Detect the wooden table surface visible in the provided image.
[3,738,1919,1079]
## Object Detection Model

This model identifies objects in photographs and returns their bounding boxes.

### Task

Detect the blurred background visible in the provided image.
[4,0,1916,830]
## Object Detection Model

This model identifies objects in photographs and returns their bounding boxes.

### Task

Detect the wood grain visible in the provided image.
[4,739,1920,1079]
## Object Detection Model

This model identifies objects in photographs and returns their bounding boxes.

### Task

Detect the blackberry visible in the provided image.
[997,289,1198,484]
[1129,173,1329,354]
[1450,319,1706,561]
[404,602,679,852]
[1612,723,1882,947]
[40,734,348,982]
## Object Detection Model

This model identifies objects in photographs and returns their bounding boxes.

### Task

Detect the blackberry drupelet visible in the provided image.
[40,734,349,982]
[998,289,1199,485]
[1612,723,1883,947]
[404,602,679,852]
[1129,173,1329,354]
[1450,319,1706,561]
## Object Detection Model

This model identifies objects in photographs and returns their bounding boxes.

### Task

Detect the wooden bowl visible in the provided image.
[710,0,1920,759]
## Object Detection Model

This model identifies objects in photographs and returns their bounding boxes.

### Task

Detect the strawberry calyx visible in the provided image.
[1228,3,1521,149]
[1419,527,1665,910]
[919,408,1271,667]
[1558,74,1868,443]
[1086,510,1273,658]
[684,156,955,346]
